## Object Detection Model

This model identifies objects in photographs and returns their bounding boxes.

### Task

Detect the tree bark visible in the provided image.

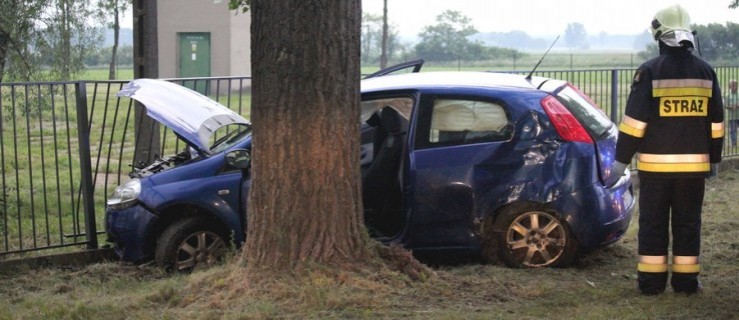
[380,0,388,68]
[245,0,368,270]
[108,2,119,80]
[132,0,160,166]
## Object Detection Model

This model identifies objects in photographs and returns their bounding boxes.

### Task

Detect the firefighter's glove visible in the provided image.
[709,163,718,178]
[612,161,628,177]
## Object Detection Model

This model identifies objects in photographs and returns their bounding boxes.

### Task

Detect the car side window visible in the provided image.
[428,99,511,146]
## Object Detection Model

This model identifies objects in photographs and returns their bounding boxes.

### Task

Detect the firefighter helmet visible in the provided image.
[650,4,695,47]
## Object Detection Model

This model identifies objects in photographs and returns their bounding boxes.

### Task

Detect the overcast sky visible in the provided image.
[363,0,738,37]
[120,1,736,37]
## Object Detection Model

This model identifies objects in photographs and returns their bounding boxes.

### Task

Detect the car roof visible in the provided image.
[117,79,250,154]
[361,71,563,93]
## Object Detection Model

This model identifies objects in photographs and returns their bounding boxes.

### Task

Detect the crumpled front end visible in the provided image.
[105,204,159,263]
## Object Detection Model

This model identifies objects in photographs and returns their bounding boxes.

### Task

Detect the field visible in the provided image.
[1,163,738,319]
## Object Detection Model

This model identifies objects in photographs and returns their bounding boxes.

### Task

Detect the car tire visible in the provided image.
[492,206,576,268]
[155,216,228,272]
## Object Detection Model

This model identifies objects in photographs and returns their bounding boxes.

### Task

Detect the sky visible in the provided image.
[119,1,737,37]
[362,0,738,37]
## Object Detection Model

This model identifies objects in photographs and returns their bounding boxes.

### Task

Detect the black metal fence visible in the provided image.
[0,68,737,258]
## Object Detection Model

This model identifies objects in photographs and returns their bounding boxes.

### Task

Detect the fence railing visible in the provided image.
[0,67,737,258]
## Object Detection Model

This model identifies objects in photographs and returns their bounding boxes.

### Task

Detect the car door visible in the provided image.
[405,90,515,248]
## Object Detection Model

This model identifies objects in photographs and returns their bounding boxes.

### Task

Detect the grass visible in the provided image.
[1,163,738,319]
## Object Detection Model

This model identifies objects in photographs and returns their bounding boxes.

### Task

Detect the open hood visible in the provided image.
[117,79,250,154]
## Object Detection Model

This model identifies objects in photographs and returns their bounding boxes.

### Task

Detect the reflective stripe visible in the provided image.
[653,87,713,97]
[673,256,699,264]
[619,116,647,138]
[623,116,648,129]
[637,153,710,172]
[637,162,710,172]
[639,255,668,264]
[672,264,701,273]
[713,122,725,138]
[638,263,669,273]
[652,79,713,98]
[638,256,669,273]
[619,122,645,138]
[652,79,713,89]
[638,153,709,163]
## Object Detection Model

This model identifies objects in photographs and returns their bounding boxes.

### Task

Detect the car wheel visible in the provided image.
[493,207,576,268]
[155,217,228,272]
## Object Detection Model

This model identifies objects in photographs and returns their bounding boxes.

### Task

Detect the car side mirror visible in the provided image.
[225,149,251,170]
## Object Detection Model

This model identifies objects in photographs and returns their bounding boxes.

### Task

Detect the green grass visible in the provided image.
[1,165,738,319]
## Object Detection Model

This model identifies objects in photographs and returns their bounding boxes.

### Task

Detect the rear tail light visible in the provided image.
[540,95,593,144]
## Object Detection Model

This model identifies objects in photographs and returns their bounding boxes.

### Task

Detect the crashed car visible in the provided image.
[106,63,634,271]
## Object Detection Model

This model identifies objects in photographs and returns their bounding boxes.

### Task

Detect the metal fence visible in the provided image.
[0,67,737,258]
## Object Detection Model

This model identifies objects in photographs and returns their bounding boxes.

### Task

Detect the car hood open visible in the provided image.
[117,79,250,154]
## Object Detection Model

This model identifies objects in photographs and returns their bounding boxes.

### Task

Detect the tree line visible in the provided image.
[0,0,128,82]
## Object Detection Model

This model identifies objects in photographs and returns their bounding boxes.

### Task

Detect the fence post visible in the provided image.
[74,81,98,250]
[610,69,619,123]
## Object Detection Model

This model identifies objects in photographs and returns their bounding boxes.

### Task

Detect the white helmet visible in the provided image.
[650,4,695,48]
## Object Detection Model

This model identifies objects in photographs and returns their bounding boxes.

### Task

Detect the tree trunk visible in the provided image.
[0,31,7,82]
[108,3,119,80]
[245,0,368,270]
[132,0,160,166]
[380,0,388,68]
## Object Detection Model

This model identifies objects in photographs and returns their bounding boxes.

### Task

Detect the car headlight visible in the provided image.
[107,178,141,210]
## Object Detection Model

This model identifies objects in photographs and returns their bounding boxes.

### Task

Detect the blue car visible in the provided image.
[106,63,634,271]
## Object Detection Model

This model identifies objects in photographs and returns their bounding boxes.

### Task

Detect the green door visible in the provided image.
[178,32,211,94]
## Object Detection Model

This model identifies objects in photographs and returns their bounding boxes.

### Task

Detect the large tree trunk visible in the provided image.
[132,0,160,166]
[245,0,368,270]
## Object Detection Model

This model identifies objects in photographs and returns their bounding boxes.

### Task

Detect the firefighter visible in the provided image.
[612,4,724,295]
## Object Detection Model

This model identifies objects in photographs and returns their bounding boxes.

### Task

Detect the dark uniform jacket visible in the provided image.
[616,45,724,178]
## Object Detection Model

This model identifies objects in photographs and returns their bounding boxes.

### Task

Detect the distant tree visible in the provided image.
[96,0,130,80]
[39,0,101,80]
[637,22,739,65]
[380,0,388,68]
[693,22,739,63]
[0,0,46,81]
[730,0,738,9]
[415,10,489,61]
[0,0,99,82]
[361,13,405,66]
[564,22,588,50]
[472,30,546,50]
[633,30,654,51]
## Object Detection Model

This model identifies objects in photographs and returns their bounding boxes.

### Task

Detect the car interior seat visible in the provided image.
[362,106,406,237]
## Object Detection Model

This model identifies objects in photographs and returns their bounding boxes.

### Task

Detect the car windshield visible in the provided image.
[209,124,251,154]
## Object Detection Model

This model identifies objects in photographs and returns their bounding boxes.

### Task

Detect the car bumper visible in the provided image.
[105,204,159,263]
[559,175,635,252]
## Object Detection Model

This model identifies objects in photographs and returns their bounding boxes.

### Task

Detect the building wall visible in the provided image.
[157,0,251,78]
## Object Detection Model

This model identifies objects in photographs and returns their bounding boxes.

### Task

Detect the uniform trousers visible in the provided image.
[637,176,704,294]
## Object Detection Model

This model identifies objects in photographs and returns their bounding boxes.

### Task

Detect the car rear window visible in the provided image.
[555,85,613,138]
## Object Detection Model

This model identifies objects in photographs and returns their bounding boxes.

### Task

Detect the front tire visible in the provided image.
[492,206,576,268]
[155,217,228,272]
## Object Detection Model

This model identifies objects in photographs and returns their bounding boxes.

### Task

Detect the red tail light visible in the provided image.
[540,95,593,144]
